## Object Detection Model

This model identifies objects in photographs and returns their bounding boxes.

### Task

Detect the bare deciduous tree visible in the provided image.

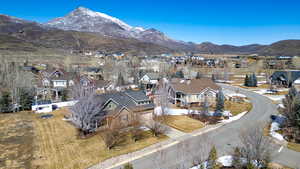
[129,114,143,142]
[147,118,167,137]
[292,56,300,69]
[70,86,105,136]
[239,126,273,168]
[157,78,169,120]
[71,83,95,100]
[101,128,122,150]
[0,60,34,112]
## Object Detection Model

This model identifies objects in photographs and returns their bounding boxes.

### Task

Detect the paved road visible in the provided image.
[90,84,300,169]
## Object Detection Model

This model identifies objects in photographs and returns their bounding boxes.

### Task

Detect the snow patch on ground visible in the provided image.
[265,95,285,102]
[217,155,233,167]
[270,131,285,141]
[252,89,285,101]
[258,81,267,84]
[189,156,240,169]
[220,111,248,123]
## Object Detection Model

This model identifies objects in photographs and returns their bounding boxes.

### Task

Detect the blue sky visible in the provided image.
[1,0,300,45]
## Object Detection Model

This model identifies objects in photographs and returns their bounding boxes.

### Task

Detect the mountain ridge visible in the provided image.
[1,7,300,56]
[45,7,193,50]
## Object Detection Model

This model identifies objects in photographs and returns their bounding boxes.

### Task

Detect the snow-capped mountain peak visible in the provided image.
[72,7,133,31]
[45,7,186,49]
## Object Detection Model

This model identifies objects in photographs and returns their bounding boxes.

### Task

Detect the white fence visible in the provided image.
[32,100,77,113]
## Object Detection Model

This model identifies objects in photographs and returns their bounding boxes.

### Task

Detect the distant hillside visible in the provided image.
[0,15,173,56]
[196,42,266,54]
[259,40,300,56]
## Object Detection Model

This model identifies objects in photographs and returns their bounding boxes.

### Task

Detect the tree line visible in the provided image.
[0,61,35,113]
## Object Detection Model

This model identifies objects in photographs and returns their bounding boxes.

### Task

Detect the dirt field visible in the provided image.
[0,112,35,169]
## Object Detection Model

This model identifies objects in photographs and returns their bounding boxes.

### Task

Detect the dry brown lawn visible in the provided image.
[287,142,300,152]
[225,100,253,116]
[0,112,34,169]
[265,90,288,96]
[162,115,205,133]
[32,108,167,169]
[268,163,293,169]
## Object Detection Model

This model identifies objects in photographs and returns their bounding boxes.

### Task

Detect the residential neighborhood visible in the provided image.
[1,1,300,169]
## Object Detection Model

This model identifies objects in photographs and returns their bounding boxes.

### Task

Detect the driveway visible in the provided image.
[89,84,300,169]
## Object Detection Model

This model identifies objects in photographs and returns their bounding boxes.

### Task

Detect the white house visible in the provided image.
[139,73,160,90]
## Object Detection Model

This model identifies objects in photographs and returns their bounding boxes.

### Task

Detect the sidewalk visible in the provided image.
[163,124,186,138]
[88,122,224,169]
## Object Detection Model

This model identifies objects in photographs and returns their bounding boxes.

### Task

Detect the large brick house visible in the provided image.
[167,78,220,107]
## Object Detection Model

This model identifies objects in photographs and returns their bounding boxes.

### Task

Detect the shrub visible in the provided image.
[123,163,133,169]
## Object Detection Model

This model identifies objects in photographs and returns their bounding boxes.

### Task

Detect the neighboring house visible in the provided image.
[276,56,294,60]
[22,66,40,74]
[168,78,220,107]
[37,68,78,101]
[139,73,160,90]
[81,67,103,80]
[113,52,124,59]
[79,75,112,92]
[94,90,154,129]
[94,80,113,92]
[270,70,300,87]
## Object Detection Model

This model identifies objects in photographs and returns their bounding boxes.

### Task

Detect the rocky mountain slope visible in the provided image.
[0,14,173,55]
[45,7,192,50]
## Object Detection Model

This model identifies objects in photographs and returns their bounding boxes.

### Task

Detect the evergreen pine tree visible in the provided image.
[248,74,252,87]
[19,88,34,111]
[0,91,12,113]
[202,95,210,115]
[293,95,300,129]
[211,74,216,82]
[232,147,243,169]
[215,89,225,112]
[116,72,125,86]
[175,70,184,78]
[252,73,257,87]
[207,146,218,169]
[196,72,202,79]
[244,74,249,86]
[61,89,68,102]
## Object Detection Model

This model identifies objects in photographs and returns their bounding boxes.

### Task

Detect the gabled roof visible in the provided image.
[82,67,103,73]
[170,78,220,94]
[51,72,78,81]
[271,70,300,83]
[124,90,150,102]
[94,90,154,115]
[141,72,160,80]
[94,80,111,88]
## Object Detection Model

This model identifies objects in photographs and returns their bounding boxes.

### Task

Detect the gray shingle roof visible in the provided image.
[144,73,160,80]
[94,90,153,115]
[124,90,149,102]
[271,70,300,85]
